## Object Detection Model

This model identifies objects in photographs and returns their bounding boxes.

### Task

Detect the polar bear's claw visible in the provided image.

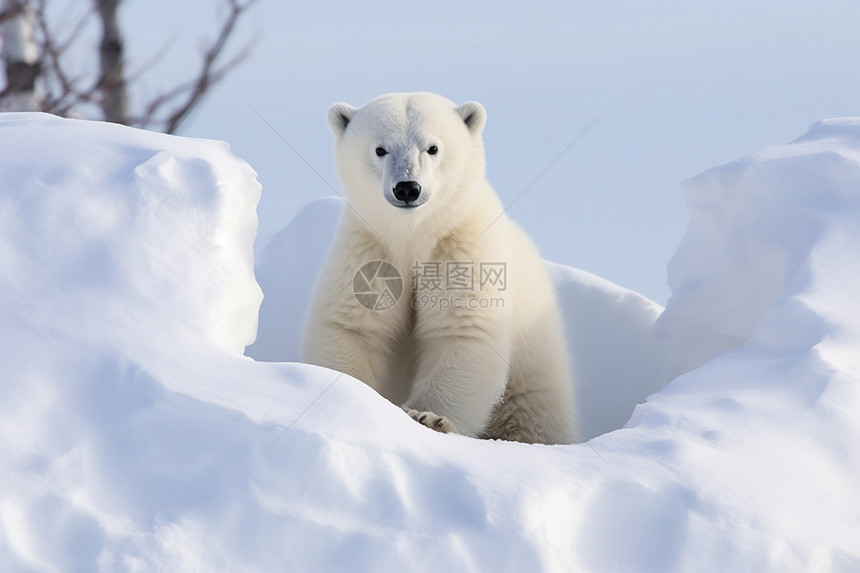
[407,409,457,434]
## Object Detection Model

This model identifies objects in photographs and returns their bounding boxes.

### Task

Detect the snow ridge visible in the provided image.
[1,113,859,572]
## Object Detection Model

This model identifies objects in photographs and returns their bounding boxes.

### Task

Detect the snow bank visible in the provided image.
[2,113,859,572]
[0,113,261,355]
[656,120,860,379]
[647,118,860,567]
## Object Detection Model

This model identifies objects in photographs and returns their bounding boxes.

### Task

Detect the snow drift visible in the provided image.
[1,113,859,572]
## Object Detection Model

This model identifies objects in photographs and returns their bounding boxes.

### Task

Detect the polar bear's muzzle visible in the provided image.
[389,180,426,208]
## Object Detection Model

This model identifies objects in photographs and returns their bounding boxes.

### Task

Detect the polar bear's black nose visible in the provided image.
[393,181,422,203]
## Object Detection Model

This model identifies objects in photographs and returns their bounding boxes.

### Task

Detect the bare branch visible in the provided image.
[124,34,175,86]
[157,0,258,133]
[31,0,94,112]
[55,4,95,54]
[3,0,257,132]
[0,0,28,25]
[137,35,256,131]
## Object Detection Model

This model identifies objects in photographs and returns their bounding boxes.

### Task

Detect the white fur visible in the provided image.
[304,92,576,444]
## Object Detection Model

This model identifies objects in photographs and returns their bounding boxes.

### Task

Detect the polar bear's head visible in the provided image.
[326,93,486,216]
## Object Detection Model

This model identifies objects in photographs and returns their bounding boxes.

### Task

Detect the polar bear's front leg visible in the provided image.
[302,222,410,395]
[404,305,512,438]
[304,321,393,392]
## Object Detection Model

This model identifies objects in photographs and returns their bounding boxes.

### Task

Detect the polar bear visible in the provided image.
[303,92,575,444]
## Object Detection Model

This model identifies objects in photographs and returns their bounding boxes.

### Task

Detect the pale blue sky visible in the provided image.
[121,0,860,303]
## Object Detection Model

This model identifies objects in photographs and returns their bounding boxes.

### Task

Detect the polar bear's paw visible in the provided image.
[406,409,458,434]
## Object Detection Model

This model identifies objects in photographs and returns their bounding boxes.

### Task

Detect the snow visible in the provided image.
[2,112,860,571]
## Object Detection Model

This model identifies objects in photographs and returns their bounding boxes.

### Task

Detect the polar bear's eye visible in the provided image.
[427,145,438,155]
[375,147,388,157]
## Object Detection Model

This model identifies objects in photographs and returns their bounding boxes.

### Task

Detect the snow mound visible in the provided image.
[247,198,668,441]
[656,118,860,379]
[2,113,859,572]
[0,112,261,355]
[245,197,342,362]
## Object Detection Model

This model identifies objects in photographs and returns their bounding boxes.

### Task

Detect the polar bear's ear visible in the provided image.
[456,102,487,135]
[327,103,357,137]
